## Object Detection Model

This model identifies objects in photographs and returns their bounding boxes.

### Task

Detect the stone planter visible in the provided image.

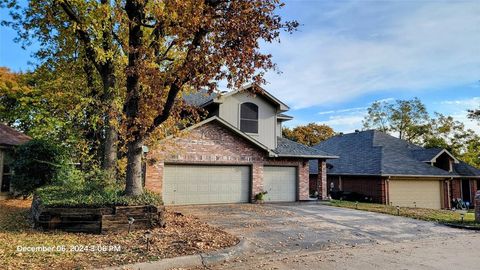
[31,196,165,234]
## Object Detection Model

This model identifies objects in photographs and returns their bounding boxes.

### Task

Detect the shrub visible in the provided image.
[36,184,162,208]
[11,139,64,197]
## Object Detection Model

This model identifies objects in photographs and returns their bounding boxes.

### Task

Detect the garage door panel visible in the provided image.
[389,179,442,209]
[264,166,296,202]
[164,165,250,205]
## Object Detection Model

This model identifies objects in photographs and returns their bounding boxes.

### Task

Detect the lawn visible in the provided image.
[0,199,238,270]
[329,200,478,227]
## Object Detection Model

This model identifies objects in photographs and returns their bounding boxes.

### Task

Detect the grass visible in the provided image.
[0,199,238,270]
[329,200,479,228]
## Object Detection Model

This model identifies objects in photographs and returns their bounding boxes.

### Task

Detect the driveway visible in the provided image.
[170,202,471,256]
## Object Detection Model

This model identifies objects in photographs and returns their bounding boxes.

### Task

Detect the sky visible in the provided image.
[0,0,479,133]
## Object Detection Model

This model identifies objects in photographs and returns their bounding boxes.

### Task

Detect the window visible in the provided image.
[240,102,258,133]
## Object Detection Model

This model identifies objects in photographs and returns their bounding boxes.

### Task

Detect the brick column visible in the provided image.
[252,163,264,201]
[145,161,163,194]
[471,180,477,206]
[443,179,451,209]
[317,159,327,200]
[475,191,480,222]
[298,161,310,200]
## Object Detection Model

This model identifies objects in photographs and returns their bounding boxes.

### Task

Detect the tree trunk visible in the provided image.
[125,138,144,196]
[124,0,145,195]
[103,116,118,172]
[101,66,118,175]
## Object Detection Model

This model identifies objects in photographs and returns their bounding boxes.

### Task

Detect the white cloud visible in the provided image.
[318,114,366,133]
[317,106,366,115]
[262,1,480,109]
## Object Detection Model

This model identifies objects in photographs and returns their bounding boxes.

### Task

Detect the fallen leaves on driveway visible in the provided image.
[0,200,239,270]
[228,204,295,217]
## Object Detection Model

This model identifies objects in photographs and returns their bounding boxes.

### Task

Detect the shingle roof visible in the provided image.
[183,90,218,107]
[309,130,476,177]
[453,162,480,176]
[0,124,31,146]
[274,137,337,158]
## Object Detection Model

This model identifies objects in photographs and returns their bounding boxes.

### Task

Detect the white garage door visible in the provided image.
[163,165,250,205]
[263,166,296,202]
[389,179,442,209]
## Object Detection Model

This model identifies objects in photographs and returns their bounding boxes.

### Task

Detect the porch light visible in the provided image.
[128,217,135,233]
[145,231,153,251]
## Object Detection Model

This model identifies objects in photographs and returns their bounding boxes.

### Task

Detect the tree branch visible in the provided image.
[59,0,102,72]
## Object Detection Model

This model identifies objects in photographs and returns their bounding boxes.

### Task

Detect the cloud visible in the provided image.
[263,1,480,109]
[439,97,480,107]
[318,114,366,133]
[317,106,366,115]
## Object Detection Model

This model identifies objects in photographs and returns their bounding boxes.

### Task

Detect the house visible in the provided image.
[145,85,338,205]
[0,124,31,200]
[309,130,480,209]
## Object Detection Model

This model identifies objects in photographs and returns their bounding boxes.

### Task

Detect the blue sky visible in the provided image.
[1,0,479,133]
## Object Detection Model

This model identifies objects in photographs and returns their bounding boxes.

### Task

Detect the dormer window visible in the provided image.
[240,102,258,133]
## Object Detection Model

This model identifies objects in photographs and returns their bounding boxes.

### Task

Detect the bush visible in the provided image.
[36,184,163,208]
[11,139,64,197]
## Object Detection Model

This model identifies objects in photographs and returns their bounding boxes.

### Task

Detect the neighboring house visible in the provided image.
[145,85,337,205]
[0,124,31,200]
[310,130,480,210]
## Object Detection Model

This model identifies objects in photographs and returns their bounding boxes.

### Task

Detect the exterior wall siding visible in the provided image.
[218,91,277,149]
[145,121,309,202]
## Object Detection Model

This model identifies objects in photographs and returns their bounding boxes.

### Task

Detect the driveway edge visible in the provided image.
[102,238,248,270]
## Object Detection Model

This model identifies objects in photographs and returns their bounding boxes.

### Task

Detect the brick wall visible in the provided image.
[146,121,309,202]
[476,191,480,222]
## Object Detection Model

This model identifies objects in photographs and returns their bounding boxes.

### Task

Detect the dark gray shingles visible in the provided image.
[183,90,218,106]
[274,137,336,158]
[453,162,480,177]
[311,130,456,176]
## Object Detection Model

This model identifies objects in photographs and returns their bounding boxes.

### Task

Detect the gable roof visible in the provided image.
[310,130,475,177]
[177,117,337,159]
[183,84,289,111]
[182,116,276,156]
[0,124,31,146]
[274,137,338,159]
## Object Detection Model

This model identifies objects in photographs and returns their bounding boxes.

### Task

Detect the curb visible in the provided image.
[102,238,248,270]
[443,223,480,231]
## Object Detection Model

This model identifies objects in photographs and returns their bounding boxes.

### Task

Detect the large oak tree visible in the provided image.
[3,0,297,195]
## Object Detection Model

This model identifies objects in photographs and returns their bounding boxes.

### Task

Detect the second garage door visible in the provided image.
[389,179,442,209]
[263,166,297,202]
[163,165,250,205]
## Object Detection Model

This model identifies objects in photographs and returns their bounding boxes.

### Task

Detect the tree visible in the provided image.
[363,98,430,142]
[468,108,480,122]
[423,113,478,157]
[4,0,122,174]
[4,0,297,196]
[362,100,390,132]
[283,123,335,146]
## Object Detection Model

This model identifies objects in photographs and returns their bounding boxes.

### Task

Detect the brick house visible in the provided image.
[0,124,31,200]
[310,130,480,209]
[145,85,337,205]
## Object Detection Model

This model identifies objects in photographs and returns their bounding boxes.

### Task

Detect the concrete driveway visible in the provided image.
[170,202,471,256]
